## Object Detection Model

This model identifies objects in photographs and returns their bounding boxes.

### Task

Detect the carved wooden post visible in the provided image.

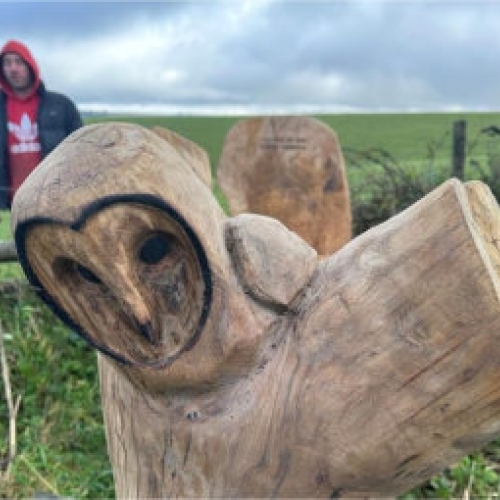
[217,116,352,255]
[10,122,500,498]
[0,240,17,262]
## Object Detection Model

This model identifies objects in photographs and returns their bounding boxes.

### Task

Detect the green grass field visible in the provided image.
[87,110,500,173]
[2,112,500,499]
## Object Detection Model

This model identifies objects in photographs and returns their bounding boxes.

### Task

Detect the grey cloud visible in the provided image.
[0,1,188,39]
[2,1,500,112]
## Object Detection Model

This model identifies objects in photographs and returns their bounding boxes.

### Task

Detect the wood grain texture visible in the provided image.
[10,122,500,498]
[225,213,317,307]
[217,116,352,255]
[151,125,212,188]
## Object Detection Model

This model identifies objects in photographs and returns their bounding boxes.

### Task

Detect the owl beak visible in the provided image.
[120,290,159,346]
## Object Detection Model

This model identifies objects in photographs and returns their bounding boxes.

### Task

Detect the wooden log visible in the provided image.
[0,240,17,262]
[10,122,500,498]
[217,116,352,255]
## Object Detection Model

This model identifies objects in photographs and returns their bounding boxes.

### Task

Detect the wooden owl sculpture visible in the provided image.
[11,122,500,498]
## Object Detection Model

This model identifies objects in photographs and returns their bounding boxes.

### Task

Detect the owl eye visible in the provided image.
[53,258,103,286]
[76,263,102,284]
[139,232,171,265]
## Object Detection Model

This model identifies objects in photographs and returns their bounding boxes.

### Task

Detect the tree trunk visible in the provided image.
[99,177,500,497]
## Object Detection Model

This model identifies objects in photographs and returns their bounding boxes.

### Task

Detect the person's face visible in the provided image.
[2,53,33,95]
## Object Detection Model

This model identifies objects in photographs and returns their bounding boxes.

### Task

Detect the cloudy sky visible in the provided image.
[1,1,499,115]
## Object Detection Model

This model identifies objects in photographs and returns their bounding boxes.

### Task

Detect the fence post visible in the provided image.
[452,120,466,180]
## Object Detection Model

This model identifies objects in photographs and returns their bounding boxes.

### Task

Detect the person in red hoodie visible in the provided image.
[0,39,82,209]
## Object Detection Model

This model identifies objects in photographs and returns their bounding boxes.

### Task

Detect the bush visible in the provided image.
[345,147,448,235]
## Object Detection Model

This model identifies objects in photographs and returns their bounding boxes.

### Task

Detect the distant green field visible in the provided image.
[86,111,500,176]
[0,213,10,240]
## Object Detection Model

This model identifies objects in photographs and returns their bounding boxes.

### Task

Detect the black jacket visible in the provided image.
[0,83,83,209]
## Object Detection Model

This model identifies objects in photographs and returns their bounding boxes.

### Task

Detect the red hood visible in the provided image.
[0,40,41,98]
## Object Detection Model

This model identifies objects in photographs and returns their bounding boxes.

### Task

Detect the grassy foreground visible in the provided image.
[2,112,500,498]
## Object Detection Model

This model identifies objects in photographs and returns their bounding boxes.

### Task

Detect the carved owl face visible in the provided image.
[11,123,229,380]
[12,122,315,391]
[20,196,211,368]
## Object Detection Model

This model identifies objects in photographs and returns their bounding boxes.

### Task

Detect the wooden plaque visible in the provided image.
[217,116,351,255]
